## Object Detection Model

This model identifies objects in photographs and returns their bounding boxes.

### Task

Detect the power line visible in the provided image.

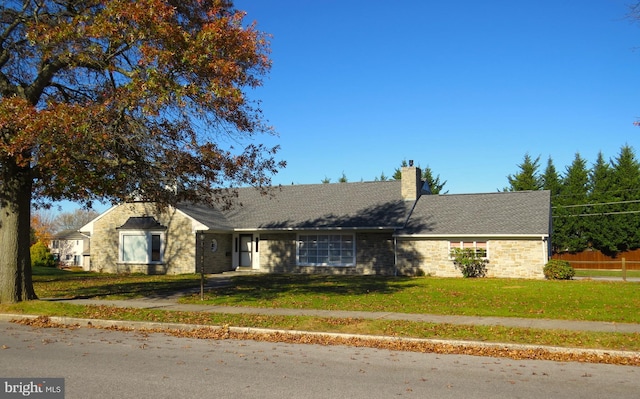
[553,210,640,218]
[553,199,640,209]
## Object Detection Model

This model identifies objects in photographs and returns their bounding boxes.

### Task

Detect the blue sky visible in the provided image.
[61,0,640,213]
[236,0,640,190]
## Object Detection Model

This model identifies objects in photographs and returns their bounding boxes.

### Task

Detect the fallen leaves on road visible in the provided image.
[11,316,640,367]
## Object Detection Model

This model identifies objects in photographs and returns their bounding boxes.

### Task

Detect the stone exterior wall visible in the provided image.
[396,238,547,279]
[88,203,548,279]
[356,232,395,275]
[89,203,197,275]
[258,233,296,273]
[195,233,234,274]
[487,240,547,279]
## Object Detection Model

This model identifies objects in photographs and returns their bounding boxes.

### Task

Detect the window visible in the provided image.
[151,234,161,262]
[449,241,488,258]
[119,231,165,263]
[297,234,355,266]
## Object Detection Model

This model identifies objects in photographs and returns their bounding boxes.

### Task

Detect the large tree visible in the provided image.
[586,151,616,254]
[555,153,590,252]
[609,145,640,251]
[541,157,562,197]
[541,157,563,252]
[0,0,283,303]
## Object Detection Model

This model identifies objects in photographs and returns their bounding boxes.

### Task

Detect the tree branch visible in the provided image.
[24,57,68,105]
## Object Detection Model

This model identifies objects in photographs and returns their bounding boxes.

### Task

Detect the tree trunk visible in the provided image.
[0,157,37,303]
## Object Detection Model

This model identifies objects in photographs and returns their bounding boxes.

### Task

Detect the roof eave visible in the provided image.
[232,226,405,232]
[395,233,550,239]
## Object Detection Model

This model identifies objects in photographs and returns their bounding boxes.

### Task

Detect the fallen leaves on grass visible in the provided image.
[11,316,640,367]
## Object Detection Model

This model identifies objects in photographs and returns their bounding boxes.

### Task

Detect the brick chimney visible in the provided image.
[401,161,422,201]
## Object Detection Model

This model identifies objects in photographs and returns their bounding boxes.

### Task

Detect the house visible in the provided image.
[80,165,552,278]
[50,230,90,270]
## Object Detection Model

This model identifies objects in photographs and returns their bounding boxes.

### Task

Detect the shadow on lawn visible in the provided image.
[207,274,417,302]
[34,267,417,301]
[33,267,202,299]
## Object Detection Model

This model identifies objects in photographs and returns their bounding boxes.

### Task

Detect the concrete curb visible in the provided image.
[2,313,639,362]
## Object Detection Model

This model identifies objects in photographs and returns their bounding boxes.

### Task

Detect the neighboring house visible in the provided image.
[50,230,90,270]
[79,166,552,278]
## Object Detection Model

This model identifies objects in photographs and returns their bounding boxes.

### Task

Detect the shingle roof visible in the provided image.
[177,183,551,236]
[179,180,412,230]
[117,216,167,230]
[53,229,87,240]
[402,190,551,236]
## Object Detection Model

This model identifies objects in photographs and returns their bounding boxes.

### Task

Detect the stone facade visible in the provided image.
[257,233,297,273]
[401,166,421,201]
[396,238,547,279]
[87,203,548,279]
[88,203,198,275]
[195,233,234,274]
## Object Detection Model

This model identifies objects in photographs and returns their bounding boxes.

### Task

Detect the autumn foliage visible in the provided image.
[0,0,282,303]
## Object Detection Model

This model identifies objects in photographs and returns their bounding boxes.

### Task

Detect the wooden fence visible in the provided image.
[552,249,640,270]
[552,250,640,282]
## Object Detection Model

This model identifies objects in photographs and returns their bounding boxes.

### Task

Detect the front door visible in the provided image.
[239,234,253,267]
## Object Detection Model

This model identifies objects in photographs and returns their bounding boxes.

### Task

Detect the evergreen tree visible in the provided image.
[392,160,409,180]
[609,145,640,251]
[541,157,562,196]
[504,153,542,191]
[422,166,449,194]
[555,153,590,252]
[542,157,564,253]
[587,152,616,253]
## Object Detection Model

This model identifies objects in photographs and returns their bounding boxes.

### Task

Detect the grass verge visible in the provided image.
[2,301,639,353]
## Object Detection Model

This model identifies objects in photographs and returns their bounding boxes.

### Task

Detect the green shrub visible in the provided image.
[543,259,575,280]
[30,241,57,268]
[450,248,489,278]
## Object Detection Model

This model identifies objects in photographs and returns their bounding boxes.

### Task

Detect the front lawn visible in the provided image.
[32,267,201,299]
[180,274,640,324]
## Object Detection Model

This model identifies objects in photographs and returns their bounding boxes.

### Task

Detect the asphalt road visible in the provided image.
[1,321,638,399]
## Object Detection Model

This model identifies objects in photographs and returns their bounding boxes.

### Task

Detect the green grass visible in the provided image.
[180,274,640,324]
[575,269,640,278]
[2,267,638,352]
[31,266,201,299]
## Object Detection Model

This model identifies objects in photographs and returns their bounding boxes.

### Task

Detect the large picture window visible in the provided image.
[297,234,355,266]
[119,231,165,263]
[117,217,167,264]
